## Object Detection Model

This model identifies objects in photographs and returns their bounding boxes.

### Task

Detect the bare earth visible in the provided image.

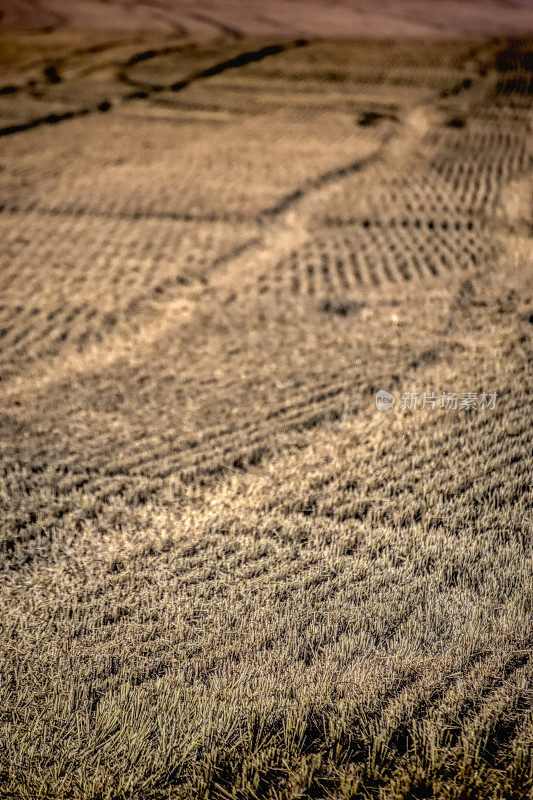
[0,17,532,800]
[1,0,533,38]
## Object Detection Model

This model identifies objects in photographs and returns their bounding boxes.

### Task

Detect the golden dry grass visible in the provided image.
[0,32,532,800]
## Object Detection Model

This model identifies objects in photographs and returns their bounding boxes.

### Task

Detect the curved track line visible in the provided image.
[0,39,308,138]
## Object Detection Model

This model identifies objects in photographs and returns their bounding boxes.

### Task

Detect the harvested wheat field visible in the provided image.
[0,6,532,799]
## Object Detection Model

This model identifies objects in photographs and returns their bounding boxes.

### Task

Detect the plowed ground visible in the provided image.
[0,34,532,800]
